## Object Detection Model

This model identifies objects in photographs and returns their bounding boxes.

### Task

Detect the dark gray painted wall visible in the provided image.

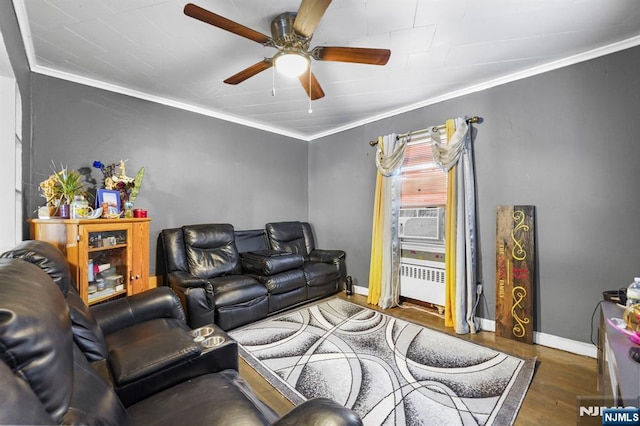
[29,75,309,273]
[309,45,640,344]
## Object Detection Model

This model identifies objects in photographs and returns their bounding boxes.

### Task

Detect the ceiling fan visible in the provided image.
[184,0,391,100]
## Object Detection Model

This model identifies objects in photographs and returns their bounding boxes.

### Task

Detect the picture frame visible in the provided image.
[97,189,121,217]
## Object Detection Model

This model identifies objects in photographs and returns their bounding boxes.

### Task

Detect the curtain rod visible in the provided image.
[368,116,480,146]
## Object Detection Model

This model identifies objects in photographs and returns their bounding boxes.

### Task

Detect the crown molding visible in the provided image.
[32,65,310,141]
[308,34,640,141]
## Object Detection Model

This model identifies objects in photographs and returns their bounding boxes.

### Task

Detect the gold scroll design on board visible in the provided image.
[510,210,530,338]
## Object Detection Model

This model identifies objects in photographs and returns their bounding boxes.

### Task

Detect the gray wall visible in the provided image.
[310,45,640,344]
[29,75,309,272]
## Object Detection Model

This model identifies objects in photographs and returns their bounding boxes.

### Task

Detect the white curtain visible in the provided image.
[431,118,479,334]
[370,134,406,309]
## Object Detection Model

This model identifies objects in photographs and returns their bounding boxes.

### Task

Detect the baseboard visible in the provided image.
[353,284,369,296]
[354,285,597,359]
[478,318,597,358]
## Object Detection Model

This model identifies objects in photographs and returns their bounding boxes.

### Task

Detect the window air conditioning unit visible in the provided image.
[399,207,444,241]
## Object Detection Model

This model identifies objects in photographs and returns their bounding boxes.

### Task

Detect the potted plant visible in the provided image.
[39,164,85,218]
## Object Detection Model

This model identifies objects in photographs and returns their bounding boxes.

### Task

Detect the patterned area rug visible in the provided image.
[229,298,535,425]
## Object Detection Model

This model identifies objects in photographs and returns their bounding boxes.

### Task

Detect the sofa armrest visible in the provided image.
[241,250,305,276]
[309,249,346,264]
[168,270,210,288]
[168,273,215,328]
[274,398,362,426]
[109,327,201,386]
[91,287,186,336]
[114,325,239,406]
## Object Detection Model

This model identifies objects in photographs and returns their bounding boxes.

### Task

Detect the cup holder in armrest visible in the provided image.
[190,324,230,351]
[191,326,214,341]
[201,335,225,348]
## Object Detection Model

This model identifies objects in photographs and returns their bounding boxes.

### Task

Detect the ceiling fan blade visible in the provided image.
[224,59,273,85]
[313,46,391,65]
[298,69,325,100]
[293,0,332,38]
[184,3,272,45]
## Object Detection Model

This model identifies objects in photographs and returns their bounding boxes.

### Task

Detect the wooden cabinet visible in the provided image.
[29,218,151,305]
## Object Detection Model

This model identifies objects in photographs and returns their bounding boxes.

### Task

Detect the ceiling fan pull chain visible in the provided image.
[308,65,313,114]
[272,66,276,96]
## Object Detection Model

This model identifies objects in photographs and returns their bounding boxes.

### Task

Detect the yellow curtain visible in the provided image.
[444,119,457,328]
[368,142,384,305]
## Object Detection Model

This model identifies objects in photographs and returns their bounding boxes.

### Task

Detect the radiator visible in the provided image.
[400,262,445,306]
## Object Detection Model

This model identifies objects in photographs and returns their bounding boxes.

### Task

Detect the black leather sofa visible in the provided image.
[161,221,346,330]
[1,240,222,407]
[0,242,361,425]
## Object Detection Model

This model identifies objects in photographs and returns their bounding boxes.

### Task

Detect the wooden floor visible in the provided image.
[239,293,598,425]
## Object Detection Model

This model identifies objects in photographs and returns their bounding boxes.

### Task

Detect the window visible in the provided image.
[0,49,22,251]
[400,128,448,207]
[14,83,22,245]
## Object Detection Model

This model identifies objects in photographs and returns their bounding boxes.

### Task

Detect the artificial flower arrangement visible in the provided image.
[39,163,86,216]
[93,160,145,217]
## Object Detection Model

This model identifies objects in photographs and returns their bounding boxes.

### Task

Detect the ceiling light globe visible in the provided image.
[275,53,309,77]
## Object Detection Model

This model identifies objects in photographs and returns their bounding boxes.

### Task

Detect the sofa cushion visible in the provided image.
[63,345,131,426]
[0,360,54,425]
[183,224,243,278]
[127,369,277,425]
[253,268,306,295]
[303,262,340,287]
[211,275,268,307]
[66,288,109,361]
[265,222,312,261]
[0,259,74,423]
[161,227,189,274]
[0,239,73,295]
[104,317,190,350]
[235,229,269,253]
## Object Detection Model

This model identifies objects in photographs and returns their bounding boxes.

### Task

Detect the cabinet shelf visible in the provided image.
[88,288,127,304]
[29,218,151,305]
[88,243,128,253]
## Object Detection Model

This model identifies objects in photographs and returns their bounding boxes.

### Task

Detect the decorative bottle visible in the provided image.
[627,277,640,306]
[124,201,134,218]
[71,195,89,219]
[88,259,94,282]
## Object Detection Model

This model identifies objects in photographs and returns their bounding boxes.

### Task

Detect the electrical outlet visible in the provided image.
[477,283,483,294]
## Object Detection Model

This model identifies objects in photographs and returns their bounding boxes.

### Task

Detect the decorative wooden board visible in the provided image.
[496,205,535,344]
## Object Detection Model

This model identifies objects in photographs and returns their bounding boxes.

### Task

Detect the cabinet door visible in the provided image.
[130,221,150,295]
[80,223,132,305]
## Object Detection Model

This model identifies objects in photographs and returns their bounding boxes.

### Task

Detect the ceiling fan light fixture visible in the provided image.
[275,52,309,77]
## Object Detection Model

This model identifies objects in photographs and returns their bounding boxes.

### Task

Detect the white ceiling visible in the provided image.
[11,0,640,141]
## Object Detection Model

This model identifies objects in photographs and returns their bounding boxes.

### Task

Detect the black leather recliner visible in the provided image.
[162,224,270,330]
[266,222,346,299]
[0,240,236,407]
[0,257,363,425]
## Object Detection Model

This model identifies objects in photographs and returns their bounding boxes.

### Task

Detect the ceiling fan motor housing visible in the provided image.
[271,12,309,49]
[183,2,390,100]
